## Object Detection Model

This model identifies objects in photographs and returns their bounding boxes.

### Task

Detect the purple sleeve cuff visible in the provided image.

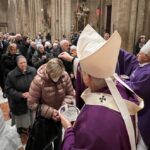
[62,127,75,150]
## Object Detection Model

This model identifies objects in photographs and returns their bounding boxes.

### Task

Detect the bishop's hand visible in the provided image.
[59,113,72,130]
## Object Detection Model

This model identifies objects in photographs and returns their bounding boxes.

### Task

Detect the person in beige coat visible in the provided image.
[27,58,75,150]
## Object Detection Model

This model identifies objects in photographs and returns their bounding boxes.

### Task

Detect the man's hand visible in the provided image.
[58,52,73,62]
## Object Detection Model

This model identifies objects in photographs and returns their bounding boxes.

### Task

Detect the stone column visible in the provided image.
[135,0,145,43]
[51,0,56,41]
[127,0,139,51]
[112,0,131,51]
[8,0,17,33]
[0,0,8,32]
[143,0,150,40]
[58,0,62,39]
[111,0,120,32]
[55,0,59,39]
[64,0,71,38]
[61,0,65,38]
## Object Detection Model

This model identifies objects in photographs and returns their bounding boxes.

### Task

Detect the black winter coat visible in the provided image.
[5,66,37,115]
[0,40,9,59]
[16,40,28,57]
[26,46,37,66]
[1,53,19,77]
[32,51,53,69]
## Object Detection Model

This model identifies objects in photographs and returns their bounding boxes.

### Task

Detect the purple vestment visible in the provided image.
[117,49,138,76]
[62,83,138,150]
[125,64,150,147]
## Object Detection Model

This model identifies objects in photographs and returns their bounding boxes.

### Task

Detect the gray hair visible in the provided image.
[37,43,43,50]
[16,55,26,64]
[60,40,69,47]
[70,45,77,51]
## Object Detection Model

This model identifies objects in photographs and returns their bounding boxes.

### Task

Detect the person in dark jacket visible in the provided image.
[5,55,36,136]
[15,34,28,57]
[0,32,9,96]
[52,42,61,58]
[0,32,9,58]
[134,35,146,55]
[32,44,53,69]
[45,32,51,41]
[26,41,37,66]
[44,41,53,53]
[0,43,19,97]
[59,40,73,76]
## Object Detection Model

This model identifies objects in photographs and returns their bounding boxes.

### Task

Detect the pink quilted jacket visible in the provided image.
[28,64,75,118]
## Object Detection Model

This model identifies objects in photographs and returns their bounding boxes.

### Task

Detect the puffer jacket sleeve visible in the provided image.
[63,72,75,105]
[28,75,54,118]
[28,75,42,110]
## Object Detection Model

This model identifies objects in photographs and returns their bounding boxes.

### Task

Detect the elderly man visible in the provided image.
[59,24,143,150]
[122,40,150,150]
[70,45,77,57]
[60,39,70,52]
[59,39,73,76]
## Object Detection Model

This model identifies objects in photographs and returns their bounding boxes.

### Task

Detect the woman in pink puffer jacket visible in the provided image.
[27,58,75,150]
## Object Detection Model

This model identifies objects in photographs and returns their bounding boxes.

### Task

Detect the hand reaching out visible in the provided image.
[59,113,72,130]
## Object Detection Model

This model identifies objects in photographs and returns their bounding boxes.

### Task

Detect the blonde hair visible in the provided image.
[7,43,17,53]
[46,58,65,78]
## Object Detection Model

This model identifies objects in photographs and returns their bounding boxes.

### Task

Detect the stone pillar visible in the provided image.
[51,0,56,41]
[55,0,59,39]
[112,0,132,51]
[135,0,145,44]
[127,0,139,51]
[8,0,17,33]
[64,0,71,38]
[111,0,120,32]
[58,0,62,39]
[61,0,65,38]
[143,0,150,40]
[0,0,8,32]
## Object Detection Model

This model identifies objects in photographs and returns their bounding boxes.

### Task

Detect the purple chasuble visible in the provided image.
[117,49,138,76]
[61,82,139,150]
[125,63,150,147]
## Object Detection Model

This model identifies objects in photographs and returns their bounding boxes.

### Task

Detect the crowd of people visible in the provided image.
[0,25,150,150]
